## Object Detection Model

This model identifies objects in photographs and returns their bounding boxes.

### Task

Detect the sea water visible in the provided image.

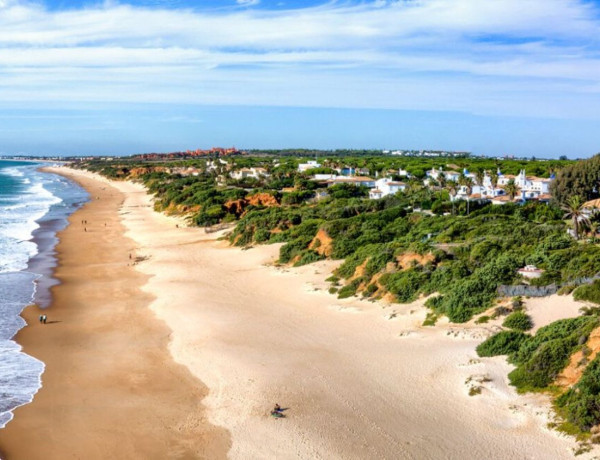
[0,160,88,428]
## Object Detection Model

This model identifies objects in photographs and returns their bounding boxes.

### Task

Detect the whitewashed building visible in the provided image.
[298,160,321,172]
[497,170,552,200]
[230,167,270,180]
[369,178,407,199]
[325,176,376,188]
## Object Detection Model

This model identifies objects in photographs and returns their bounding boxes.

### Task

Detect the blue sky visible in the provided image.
[1,0,600,157]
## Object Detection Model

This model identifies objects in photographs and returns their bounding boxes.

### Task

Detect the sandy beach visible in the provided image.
[1,166,598,459]
[0,169,229,459]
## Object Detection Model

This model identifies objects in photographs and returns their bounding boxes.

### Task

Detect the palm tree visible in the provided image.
[435,174,447,201]
[475,170,485,188]
[562,195,590,240]
[459,175,474,215]
[504,179,520,201]
[490,171,499,197]
[446,182,458,215]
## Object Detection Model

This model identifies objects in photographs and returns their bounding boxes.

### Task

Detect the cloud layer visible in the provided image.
[0,0,599,119]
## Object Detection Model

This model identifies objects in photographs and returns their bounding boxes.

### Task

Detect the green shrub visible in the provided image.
[557,284,577,296]
[293,250,324,267]
[362,283,378,297]
[423,312,439,326]
[503,311,533,331]
[508,339,575,390]
[556,356,600,430]
[381,269,428,303]
[507,316,599,391]
[574,280,600,305]
[476,331,529,357]
[337,280,360,299]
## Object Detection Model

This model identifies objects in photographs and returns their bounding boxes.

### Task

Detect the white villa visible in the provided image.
[426,167,554,204]
[497,170,552,200]
[230,167,270,180]
[206,159,228,172]
[425,167,462,183]
[518,265,545,279]
[369,178,407,199]
[325,176,376,188]
[298,160,321,172]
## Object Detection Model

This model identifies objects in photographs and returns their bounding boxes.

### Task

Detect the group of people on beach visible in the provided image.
[38,314,47,324]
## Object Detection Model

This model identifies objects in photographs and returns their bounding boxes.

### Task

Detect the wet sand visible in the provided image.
[0,169,229,459]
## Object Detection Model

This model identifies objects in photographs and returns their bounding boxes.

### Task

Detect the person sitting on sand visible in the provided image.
[273,404,281,412]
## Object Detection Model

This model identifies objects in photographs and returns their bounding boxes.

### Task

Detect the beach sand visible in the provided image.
[1,166,596,459]
[0,169,229,459]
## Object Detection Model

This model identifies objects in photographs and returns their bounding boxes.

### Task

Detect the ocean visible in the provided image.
[0,160,88,428]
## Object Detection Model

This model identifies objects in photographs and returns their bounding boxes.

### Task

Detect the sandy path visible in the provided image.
[0,169,229,459]
[85,169,593,460]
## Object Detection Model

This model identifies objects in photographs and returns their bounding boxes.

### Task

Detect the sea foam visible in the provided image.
[0,162,87,428]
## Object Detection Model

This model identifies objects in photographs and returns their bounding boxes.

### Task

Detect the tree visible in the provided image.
[561,195,590,240]
[459,174,474,215]
[446,182,458,215]
[551,153,600,203]
[405,180,424,209]
[490,171,499,196]
[435,174,447,201]
[504,179,520,201]
[475,169,485,187]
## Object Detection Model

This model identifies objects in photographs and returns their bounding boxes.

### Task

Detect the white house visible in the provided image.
[325,176,376,188]
[425,167,461,183]
[298,160,321,172]
[518,265,545,279]
[497,170,552,200]
[369,178,406,199]
[230,167,270,180]
[313,174,338,181]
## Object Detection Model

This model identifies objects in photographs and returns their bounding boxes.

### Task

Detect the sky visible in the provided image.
[1,0,600,157]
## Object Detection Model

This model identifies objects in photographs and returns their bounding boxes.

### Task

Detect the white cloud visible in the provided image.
[236,0,260,5]
[0,0,598,119]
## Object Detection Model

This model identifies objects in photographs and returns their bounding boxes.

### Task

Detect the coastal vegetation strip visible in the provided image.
[75,151,600,439]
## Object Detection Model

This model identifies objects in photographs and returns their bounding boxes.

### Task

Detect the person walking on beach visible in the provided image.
[39,315,44,324]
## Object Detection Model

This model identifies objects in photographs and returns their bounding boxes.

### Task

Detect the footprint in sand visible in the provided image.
[458,358,482,367]
[398,330,420,338]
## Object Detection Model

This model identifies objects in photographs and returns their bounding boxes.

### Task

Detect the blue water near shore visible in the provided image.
[0,160,88,428]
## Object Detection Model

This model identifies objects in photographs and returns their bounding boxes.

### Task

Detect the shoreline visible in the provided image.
[0,167,229,459]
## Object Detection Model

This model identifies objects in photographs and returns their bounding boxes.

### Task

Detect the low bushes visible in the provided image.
[476,331,529,357]
[556,356,600,430]
[574,280,600,304]
[479,316,599,392]
[503,311,533,331]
